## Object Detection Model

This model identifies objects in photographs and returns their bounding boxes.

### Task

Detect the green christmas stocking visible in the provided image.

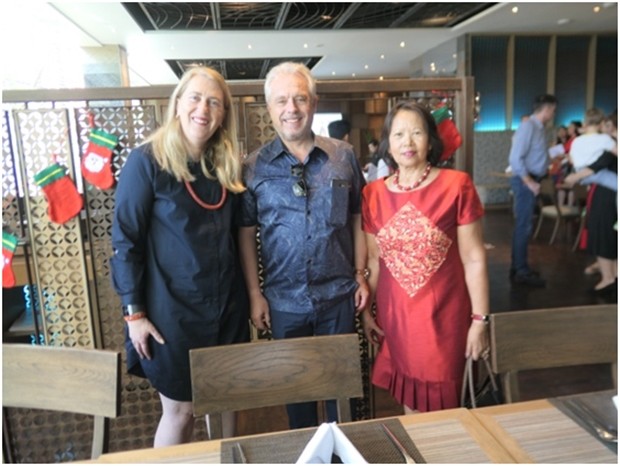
[34,163,83,224]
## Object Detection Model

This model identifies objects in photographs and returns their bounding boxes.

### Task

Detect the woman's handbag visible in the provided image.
[460,354,504,408]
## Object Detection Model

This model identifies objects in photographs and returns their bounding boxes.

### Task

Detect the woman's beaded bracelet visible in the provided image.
[123,312,146,322]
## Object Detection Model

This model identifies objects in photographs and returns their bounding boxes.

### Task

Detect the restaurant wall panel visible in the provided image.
[513,37,550,129]
[471,36,509,131]
[554,36,590,126]
[594,35,618,114]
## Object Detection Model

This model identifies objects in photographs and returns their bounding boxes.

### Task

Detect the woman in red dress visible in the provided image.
[361,101,489,413]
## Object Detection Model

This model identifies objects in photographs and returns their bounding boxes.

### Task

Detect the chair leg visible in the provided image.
[501,371,520,403]
[533,214,544,239]
[572,215,586,252]
[549,218,560,244]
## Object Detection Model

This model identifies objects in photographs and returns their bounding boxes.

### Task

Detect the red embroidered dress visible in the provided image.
[362,169,484,411]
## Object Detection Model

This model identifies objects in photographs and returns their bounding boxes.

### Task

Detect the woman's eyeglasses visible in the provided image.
[291,164,307,197]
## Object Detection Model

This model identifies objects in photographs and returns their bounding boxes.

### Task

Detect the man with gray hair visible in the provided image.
[238,62,369,429]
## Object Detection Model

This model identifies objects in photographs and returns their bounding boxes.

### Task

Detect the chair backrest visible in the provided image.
[2,344,121,459]
[538,178,561,210]
[190,334,363,437]
[490,304,617,402]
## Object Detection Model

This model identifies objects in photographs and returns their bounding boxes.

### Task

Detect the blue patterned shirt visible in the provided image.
[240,135,365,314]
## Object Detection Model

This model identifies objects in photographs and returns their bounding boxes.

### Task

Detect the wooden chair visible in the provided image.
[489,304,617,403]
[189,334,363,439]
[533,178,583,245]
[2,344,121,459]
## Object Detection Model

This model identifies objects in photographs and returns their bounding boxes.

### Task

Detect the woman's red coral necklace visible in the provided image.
[393,163,432,191]
[184,180,227,210]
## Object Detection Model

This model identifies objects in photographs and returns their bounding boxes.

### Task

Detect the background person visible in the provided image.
[565,111,618,288]
[508,94,558,287]
[238,62,369,429]
[361,101,489,413]
[327,118,351,142]
[111,66,249,446]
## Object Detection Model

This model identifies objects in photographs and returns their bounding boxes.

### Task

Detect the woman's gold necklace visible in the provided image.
[393,163,432,191]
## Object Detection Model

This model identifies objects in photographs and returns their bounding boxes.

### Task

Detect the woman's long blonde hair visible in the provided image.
[147,66,244,193]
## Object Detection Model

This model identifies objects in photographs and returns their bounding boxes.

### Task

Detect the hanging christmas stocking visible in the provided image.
[34,163,84,224]
[3,231,18,288]
[432,106,463,162]
[81,128,118,190]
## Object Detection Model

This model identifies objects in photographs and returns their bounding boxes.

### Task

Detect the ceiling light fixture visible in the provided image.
[247,44,252,50]
[511,6,519,13]
[399,41,406,48]
[321,15,332,20]
[380,54,385,59]
[379,76,384,81]
[332,71,336,76]
[352,73,356,77]
[593,5,601,12]
[303,43,308,49]
[557,18,571,25]
[364,64,369,69]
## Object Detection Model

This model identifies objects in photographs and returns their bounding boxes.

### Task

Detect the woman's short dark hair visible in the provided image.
[378,101,444,168]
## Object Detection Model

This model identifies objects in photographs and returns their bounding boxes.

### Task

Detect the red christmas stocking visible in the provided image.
[34,163,84,224]
[3,231,18,288]
[81,128,118,190]
[432,106,463,162]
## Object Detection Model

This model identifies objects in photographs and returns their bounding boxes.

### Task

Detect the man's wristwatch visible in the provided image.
[355,268,370,280]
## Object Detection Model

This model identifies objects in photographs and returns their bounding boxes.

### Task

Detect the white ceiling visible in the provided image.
[4,2,618,87]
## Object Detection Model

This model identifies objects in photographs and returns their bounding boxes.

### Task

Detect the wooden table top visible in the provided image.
[87,393,617,464]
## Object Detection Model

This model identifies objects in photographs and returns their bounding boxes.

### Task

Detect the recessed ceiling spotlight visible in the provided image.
[512,6,519,13]
[303,43,308,49]
[379,76,384,81]
[247,44,252,50]
[321,15,332,20]
[557,18,571,25]
[380,54,385,59]
[593,5,601,12]
[452,53,457,59]
[364,64,369,69]
[352,73,356,77]
[332,71,336,76]
[399,41,406,48]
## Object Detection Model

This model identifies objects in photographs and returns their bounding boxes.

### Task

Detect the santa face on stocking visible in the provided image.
[83,150,107,174]
[81,128,118,190]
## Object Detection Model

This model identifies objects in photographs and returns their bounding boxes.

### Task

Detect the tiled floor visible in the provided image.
[236,208,616,436]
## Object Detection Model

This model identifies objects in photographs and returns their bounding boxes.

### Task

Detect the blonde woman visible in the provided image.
[111,67,248,446]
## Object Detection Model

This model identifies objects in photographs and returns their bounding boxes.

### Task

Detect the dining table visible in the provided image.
[86,390,617,464]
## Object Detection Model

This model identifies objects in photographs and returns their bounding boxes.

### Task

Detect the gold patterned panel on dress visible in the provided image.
[376,202,452,297]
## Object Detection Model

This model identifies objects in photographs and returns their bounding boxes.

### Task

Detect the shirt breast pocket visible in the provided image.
[329,179,350,228]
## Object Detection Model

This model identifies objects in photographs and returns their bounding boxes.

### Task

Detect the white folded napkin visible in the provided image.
[296,422,367,464]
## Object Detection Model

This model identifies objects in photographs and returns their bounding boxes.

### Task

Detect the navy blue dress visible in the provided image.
[111,143,249,401]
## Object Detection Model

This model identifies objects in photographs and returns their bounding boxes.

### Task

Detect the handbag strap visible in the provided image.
[460,354,497,409]
[480,355,499,392]
[460,356,476,408]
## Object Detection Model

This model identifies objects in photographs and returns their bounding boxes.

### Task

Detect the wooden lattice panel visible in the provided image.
[5,108,94,462]
[244,103,275,154]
